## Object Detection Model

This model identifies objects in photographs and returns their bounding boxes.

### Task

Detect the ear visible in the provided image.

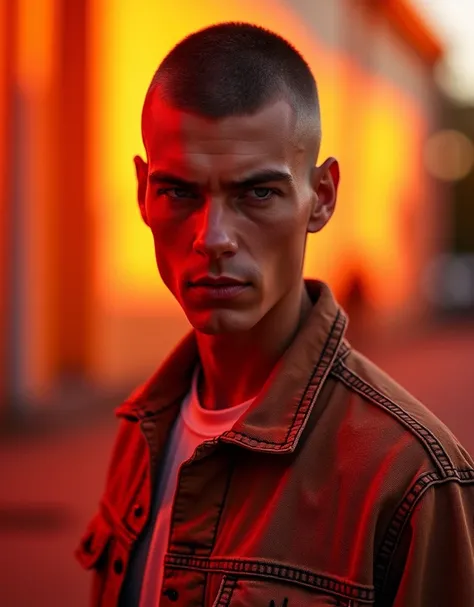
[134,155,149,226]
[307,157,340,233]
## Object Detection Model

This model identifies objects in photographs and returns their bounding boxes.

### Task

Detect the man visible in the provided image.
[76,22,474,607]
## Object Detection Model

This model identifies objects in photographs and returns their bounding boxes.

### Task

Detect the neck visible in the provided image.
[196,281,313,410]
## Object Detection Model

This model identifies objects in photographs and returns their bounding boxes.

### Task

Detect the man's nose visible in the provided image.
[192,202,238,259]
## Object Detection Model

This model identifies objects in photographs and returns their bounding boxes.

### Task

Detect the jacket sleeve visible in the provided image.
[381,480,474,607]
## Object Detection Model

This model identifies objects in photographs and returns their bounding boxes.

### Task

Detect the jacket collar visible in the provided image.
[116,280,348,452]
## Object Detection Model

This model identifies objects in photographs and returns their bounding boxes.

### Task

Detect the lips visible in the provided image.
[187,276,251,301]
[190,276,249,287]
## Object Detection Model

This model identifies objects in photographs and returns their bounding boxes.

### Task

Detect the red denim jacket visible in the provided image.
[76,280,474,606]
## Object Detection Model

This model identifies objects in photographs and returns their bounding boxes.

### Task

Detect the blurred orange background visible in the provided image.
[0,0,448,406]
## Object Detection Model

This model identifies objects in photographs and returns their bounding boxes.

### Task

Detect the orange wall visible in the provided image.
[80,0,430,385]
[89,0,425,311]
[0,0,435,397]
[8,0,59,400]
[0,0,15,409]
[88,0,345,313]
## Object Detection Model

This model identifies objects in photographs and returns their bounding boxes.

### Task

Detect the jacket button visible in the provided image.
[133,504,144,517]
[113,558,124,575]
[163,587,179,601]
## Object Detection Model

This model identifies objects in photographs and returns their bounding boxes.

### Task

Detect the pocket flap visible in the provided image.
[212,574,374,606]
[75,513,112,570]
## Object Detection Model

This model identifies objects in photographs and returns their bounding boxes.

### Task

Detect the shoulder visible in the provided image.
[329,346,474,480]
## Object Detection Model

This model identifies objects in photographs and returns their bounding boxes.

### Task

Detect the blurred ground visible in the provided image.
[0,323,473,607]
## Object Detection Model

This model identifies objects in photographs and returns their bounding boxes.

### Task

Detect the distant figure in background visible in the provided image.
[339,271,371,344]
[76,22,474,607]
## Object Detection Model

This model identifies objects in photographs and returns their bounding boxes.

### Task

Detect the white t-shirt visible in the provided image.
[139,369,254,607]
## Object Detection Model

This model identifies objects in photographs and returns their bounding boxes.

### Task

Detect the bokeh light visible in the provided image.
[424,129,474,182]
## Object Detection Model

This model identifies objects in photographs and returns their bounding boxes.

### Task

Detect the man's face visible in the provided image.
[136,95,338,334]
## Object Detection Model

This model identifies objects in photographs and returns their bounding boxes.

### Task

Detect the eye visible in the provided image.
[246,187,276,201]
[157,187,197,200]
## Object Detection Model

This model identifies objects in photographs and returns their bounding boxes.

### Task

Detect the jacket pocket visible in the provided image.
[75,512,112,570]
[212,575,373,607]
[75,512,116,607]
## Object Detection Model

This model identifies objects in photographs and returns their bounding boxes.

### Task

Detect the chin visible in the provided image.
[187,309,259,335]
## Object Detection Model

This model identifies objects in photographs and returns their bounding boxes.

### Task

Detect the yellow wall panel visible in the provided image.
[88,0,349,312]
[87,0,430,384]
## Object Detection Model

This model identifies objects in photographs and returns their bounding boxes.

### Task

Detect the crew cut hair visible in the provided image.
[143,22,321,140]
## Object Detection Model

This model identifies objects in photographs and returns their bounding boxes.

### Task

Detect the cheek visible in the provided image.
[257,209,309,268]
[147,202,186,254]
[146,201,190,256]
[149,223,187,292]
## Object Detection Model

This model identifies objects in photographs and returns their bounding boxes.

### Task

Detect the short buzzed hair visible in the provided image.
[143,22,321,157]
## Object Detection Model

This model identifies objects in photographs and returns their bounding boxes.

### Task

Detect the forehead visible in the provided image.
[143,96,304,176]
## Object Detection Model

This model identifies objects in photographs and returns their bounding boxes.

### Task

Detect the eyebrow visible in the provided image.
[148,169,294,190]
